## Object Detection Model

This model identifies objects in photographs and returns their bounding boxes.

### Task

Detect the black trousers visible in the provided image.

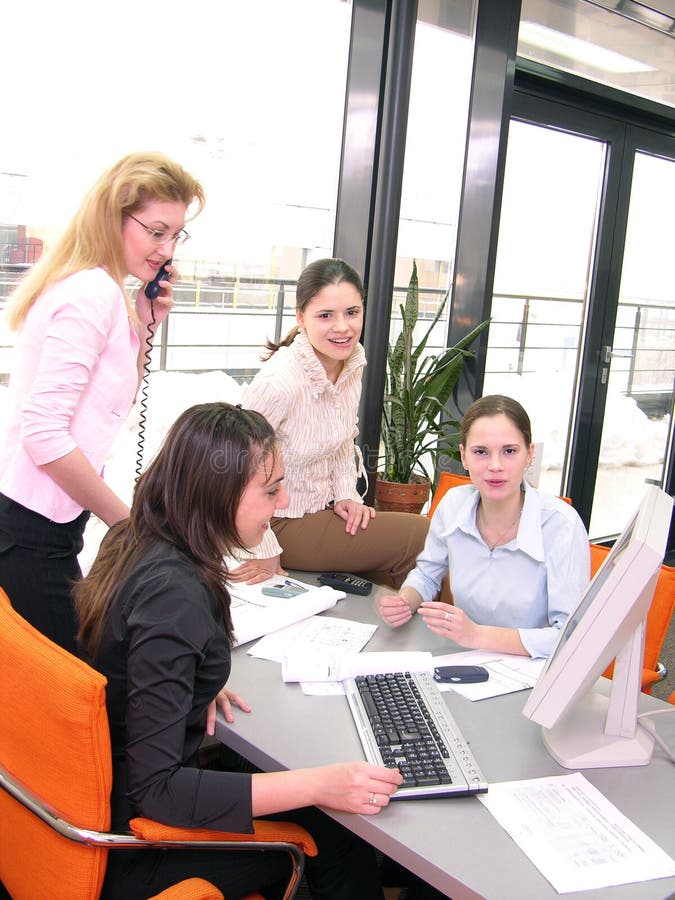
[101,804,384,900]
[0,494,89,654]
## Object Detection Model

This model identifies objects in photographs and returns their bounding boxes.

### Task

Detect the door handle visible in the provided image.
[602,345,634,363]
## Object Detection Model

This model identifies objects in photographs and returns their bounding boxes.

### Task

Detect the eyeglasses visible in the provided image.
[127,213,190,246]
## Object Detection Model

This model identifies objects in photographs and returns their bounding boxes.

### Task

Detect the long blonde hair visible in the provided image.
[6,151,205,329]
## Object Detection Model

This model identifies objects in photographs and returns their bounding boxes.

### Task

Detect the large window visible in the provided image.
[392,1,476,348]
[1,0,352,374]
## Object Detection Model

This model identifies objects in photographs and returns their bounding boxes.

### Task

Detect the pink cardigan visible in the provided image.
[0,268,140,523]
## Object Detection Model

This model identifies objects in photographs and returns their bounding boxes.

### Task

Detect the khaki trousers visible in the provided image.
[271,507,430,589]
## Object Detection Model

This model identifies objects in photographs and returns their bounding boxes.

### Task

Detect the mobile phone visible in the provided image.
[433,665,489,684]
[145,258,172,300]
[261,582,308,599]
[317,573,372,595]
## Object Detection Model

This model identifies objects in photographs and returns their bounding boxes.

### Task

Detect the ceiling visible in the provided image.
[518,0,675,108]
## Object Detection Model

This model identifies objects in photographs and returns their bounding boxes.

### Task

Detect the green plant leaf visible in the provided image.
[379,262,490,484]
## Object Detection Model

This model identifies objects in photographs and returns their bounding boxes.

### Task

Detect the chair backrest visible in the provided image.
[428,471,573,520]
[591,546,675,690]
[0,587,112,900]
[428,472,472,518]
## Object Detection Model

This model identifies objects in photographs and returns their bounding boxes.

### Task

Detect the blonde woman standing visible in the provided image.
[0,151,204,651]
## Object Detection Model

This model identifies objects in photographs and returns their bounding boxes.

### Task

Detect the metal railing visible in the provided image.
[487,291,675,415]
[1,273,673,408]
[0,242,43,266]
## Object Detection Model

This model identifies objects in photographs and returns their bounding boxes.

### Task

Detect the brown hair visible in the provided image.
[460,394,532,447]
[75,402,275,656]
[6,151,205,329]
[263,257,364,357]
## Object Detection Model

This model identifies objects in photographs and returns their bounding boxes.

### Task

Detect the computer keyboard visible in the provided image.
[343,671,488,799]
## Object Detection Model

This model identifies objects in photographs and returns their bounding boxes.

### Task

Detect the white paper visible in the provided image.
[431,650,545,700]
[228,575,344,646]
[283,648,434,683]
[250,616,376,664]
[478,773,675,893]
[300,681,347,696]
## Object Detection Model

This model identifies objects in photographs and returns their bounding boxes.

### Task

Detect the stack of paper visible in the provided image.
[228,575,344,646]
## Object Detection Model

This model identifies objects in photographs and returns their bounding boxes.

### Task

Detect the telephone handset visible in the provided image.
[145,258,172,301]
[136,259,172,479]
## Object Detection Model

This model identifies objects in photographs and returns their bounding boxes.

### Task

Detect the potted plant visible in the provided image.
[375,261,490,514]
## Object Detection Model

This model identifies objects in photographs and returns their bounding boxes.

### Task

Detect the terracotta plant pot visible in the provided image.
[374,475,431,515]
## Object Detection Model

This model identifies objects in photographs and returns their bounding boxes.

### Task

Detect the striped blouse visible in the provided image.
[240,330,366,557]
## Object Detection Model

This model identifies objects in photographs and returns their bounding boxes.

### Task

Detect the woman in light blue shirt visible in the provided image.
[377,395,590,658]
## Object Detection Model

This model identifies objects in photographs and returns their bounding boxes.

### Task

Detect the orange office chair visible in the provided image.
[589,545,675,694]
[428,471,573,520]
[0,588,317,900]
[428,472,472,518]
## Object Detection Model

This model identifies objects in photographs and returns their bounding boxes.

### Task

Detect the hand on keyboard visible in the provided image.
[308,761,403,815]
[344,672,488,799]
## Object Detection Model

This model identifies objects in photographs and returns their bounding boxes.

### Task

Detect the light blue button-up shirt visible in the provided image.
[403,481,590,658]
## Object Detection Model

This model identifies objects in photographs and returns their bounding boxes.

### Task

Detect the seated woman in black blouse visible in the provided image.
[75,402,402,900]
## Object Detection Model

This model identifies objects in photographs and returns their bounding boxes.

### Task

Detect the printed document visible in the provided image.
[478,773,675,893]
[249,615,376,665]
[227,575,343,646]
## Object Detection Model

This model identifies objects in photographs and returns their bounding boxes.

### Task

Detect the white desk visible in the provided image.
[216,578,675,900]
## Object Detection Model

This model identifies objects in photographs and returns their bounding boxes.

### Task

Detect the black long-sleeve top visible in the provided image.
[90,539,253,833]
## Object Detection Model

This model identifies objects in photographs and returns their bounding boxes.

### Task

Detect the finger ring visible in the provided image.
[368,793,377,805]
[444,611,452,621]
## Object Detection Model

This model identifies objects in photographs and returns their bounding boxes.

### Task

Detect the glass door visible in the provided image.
[590,143,675,539]
[484,119,607,502]
[486,91,675,549]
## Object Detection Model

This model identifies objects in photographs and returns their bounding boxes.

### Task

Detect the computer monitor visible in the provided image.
[522,483,673,769]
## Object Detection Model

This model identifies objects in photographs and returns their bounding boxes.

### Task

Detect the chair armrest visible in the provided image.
[130,817,318,857]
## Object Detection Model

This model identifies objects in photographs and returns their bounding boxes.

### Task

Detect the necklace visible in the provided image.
[476,497,523,551]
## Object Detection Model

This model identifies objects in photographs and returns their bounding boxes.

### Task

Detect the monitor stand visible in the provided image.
[541,624,655,769]
[541,691,655,768]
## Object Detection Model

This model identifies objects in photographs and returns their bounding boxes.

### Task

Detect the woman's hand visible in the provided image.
[251,761,403,817]
[205,686,252,736]
[417,601,479,648]
[228,556,287,584]
[333,499,376,535]
[305,761,403,815]
[136,260,178,329]
[377,592,413,628]
[377,586,421,628]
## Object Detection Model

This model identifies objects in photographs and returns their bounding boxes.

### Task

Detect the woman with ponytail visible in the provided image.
[234,258,428,589]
